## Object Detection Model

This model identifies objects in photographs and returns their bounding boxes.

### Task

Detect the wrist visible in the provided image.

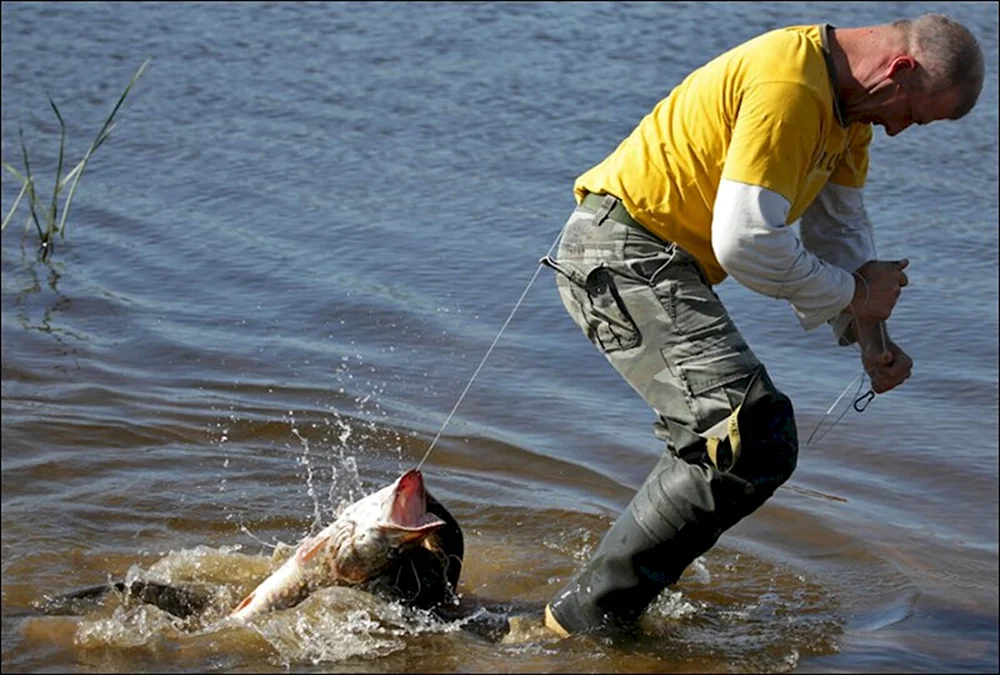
[856,319,890,353]
[849,271,870,315]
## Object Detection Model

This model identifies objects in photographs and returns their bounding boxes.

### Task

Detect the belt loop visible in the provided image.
[593,194,617,227]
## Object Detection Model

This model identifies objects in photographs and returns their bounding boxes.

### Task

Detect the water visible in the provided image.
[2,1,996,672]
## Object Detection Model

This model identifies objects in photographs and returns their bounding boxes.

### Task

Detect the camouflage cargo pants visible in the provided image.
[543,194,798,634]
[544,194,762,440]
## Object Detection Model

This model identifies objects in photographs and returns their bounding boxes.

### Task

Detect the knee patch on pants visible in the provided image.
[675,367,798,488]
[720,368,798,489]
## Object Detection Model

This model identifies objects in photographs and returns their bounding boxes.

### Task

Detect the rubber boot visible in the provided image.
[546,368,798,636]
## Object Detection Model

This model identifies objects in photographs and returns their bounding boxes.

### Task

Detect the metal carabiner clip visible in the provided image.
[853,389,875,412]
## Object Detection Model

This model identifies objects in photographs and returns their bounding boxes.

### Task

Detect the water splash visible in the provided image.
[289,415,323,534]
[61,546,466,667]
[646,588,703,621]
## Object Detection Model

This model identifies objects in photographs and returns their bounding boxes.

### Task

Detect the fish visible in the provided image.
[39,468,465,625]
[37,579,211,619]
[229,468,451,621]
[33,468,537,642]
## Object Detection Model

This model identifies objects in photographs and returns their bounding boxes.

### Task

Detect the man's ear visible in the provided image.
[886,54,918,78]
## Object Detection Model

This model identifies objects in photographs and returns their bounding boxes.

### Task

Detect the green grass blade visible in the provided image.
[57,159,84,191]
[2,159,29,183]
[89,58,150,150]
[1,181,29,233]
[48,97,67,240]
[57,58,150,239]
[18,130,45,241]
[55,123,116,191]
[92,122,116,150]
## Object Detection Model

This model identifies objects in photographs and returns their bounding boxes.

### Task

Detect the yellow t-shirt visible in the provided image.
[573,24,872,285]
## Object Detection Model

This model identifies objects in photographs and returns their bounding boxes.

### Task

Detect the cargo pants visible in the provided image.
[543,194,799,635]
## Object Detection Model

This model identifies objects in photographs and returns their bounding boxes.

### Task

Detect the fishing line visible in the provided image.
[805,213,897,446]
[416,229,564,471]
[804,369,869,446]
[416,200,895,462]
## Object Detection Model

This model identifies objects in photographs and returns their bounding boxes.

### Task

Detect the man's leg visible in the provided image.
[543,196,799,635]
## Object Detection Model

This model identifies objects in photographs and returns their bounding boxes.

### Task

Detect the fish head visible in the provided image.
[333,468,446,583]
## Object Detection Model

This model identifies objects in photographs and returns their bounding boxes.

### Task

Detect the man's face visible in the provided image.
[876,82,961,136]
[866,58,963,137]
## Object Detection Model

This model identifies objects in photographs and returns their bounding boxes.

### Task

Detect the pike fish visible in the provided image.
[229,468,449,621]
[38,468,467,631]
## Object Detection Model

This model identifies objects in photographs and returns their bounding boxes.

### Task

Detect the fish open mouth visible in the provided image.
[387,469,446,535]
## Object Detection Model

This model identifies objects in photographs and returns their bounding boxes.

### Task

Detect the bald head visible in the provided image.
[891,14,985,119]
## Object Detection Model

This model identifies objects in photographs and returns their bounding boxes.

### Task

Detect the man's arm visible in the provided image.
[799,181,876,343]
[853,318,914,393]
[713,179,912,392]
[800,119,877,344]
[711,179,907,330]
[798,180,912,392]
[711,178,855,330]
[711,83,905,330]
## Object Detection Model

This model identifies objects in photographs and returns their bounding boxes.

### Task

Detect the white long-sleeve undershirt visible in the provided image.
[711,178,872,333]
[800,181,877,342]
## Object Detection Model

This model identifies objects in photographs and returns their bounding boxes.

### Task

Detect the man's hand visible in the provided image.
[850,259,909,322]
[856,320,913,393]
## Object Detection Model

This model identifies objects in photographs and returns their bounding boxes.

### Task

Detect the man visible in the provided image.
[541,14,984,637]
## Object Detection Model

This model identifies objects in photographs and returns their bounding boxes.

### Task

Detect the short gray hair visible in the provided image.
[893,13,985,119]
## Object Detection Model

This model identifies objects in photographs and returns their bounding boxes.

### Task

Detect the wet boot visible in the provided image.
[546,368,798,636]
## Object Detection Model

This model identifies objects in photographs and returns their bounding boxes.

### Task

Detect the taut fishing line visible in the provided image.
[416,200,893,467]
[416,230,564,471]
[804,215,893,447]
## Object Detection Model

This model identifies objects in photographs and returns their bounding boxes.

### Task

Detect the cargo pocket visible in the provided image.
[651,249,762,430]
[663,251,731,339]
[661,320,761,433]
[544,257,642,354]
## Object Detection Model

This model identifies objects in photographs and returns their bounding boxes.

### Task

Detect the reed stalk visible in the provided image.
[1,58,150,260]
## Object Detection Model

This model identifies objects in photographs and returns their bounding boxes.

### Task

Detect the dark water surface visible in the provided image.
[2,2,997,672]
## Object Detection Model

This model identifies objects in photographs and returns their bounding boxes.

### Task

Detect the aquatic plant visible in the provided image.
[1,59,150,261]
